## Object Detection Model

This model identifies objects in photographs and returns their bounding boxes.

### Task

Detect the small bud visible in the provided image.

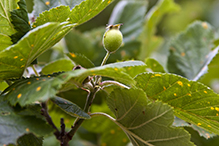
[103,24,123,53]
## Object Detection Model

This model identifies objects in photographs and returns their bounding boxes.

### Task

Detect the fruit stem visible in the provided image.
[101,51,110,66]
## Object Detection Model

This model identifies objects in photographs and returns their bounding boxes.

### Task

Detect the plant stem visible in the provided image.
[67,86,99,138]
[101,51,111,66]
[31,65,39,76]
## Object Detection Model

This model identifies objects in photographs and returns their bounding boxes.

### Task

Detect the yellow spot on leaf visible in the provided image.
[110,129,115,134]
[108,0,111,4]
[217,113,219,116]
[163,86,166,90]
[14,56,18,59]
[181,52,185,57]
[174,93,177,96]
[33,25,36,28]
[17,6,20,9]
[202,22,208,29]
[197,123,201,126]
[48,76,51,78]
[204,91,207,93]
[27,82,31,84]
[36,86,41,91]
[20,58,24,61]
[36,78,39,80]
[177,81,183,86]
[17,94,22,99]
[187,84,191,87]
[122,138,127,143]
[89,9,92,12]
[187,93,191,96]
[70,53,76,58]
[31,44,34,47]
[127,67,131,70]
[207,125,211,128]
[215,107,219,112]
[211,107,214,110]
[114,68,118,71]
[155,74,161,77]
[26,128,29,132]
[45,1,50,5]
[208,102,210,104]
[21,65,25,68]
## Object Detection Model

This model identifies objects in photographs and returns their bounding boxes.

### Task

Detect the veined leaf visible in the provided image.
[167,21,216,80]
[69,0,114,26]
[67,52,95,68]
[145,58,165,73]
[107,88,193,146]
[33,0,84,16]
[41,58,74,75]
[10,0,31,44]
[33,5,71,27]
[135,72,219,135]
[52,97,90,119]
[138,0,180,59]
[4,61,137,106]
[0,97,53,145]
[0,0,18,51]
[0,22,74,80]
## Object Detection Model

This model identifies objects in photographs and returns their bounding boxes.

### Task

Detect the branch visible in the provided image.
[41,102,60,139]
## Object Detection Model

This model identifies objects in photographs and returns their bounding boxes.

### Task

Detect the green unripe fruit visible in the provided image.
[103,24,123,53]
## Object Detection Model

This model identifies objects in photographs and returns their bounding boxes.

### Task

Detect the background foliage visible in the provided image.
[1,0,219,146]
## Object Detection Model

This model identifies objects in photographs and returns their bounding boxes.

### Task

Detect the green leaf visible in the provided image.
[52,97,90,119]
[0,98,53,145]
[135,72,219,135]
[17,133,43,146]
[109,1,147,43]
[33,0,84,16]
[41,58,74,75]
[4,61,136,106]
[167,21,216,80]
[0,0,18,51]
[145,58,165,73]
[0,22,74,80]
[10,0,31,44]
[33,5,71,27]
[82,103,129,146]
[138,0,180,59]
[67,52,95,68]
[69,0,114,26]
[107,88,193,146]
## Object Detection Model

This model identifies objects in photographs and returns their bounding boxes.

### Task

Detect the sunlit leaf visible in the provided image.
[33,0,84,16]
[33,5,71,27]
[0,22,74,80]
[41,58,74,75]
[167,21,216,80]
[135,72,219,135]
[0,0,18,51]
[107,88,193,146]
[4,61,137,106]
[69,0,114,26]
